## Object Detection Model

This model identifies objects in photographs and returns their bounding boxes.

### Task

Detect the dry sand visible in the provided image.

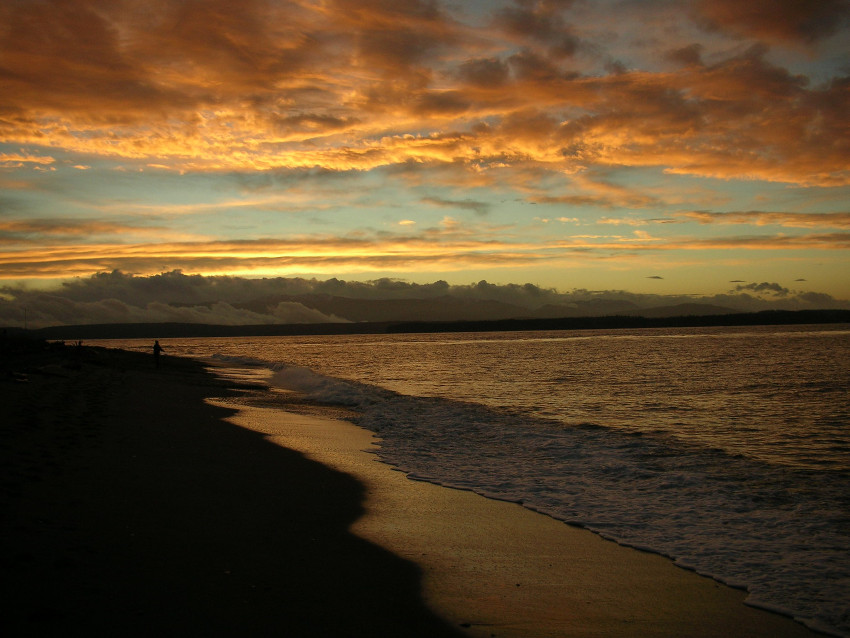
[0,342,823,636]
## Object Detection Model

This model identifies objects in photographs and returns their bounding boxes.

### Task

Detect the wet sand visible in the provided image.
[0,342,822,636]
[220,393,823,638]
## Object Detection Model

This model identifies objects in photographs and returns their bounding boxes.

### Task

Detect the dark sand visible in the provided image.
[1,342,462,636]
[1,341,824,637]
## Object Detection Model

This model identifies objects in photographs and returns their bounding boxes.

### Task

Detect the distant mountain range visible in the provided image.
[19,308,850,341]
[236,294,531,323]
[527,301,739,319]
[231,294,741,323]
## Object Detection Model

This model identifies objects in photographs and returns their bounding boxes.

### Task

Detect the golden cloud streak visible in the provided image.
[680,211,850,229]
[1,229,847,281]
[0,153,56,166]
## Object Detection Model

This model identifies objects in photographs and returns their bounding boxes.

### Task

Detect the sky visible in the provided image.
[1,0,849,326]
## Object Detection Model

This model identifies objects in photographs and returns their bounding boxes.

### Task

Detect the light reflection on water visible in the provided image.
[94,324,850,634]
[275,326,849,470]
[98,324,850,470]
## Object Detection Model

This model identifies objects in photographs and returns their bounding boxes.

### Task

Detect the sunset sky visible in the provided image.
[2,0,849,309]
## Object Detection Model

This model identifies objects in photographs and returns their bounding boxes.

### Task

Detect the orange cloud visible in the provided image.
[1,0,846,187]
[0,153,56,167]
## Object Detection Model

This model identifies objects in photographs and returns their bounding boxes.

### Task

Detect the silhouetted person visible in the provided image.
[153,340,163,368]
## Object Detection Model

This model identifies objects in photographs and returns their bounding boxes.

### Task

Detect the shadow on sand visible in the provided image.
[1,345,463,636]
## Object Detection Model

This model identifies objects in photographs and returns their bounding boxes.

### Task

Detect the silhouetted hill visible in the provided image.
[621,303,737,318]
[18,309,850,340]
[235,295,737,323]
[531,299,639,318]
[530,301,736,319]
[234,294,528,322]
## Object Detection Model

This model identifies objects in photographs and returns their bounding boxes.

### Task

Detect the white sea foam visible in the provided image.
[271,365,376,406]
[262,360,849,638]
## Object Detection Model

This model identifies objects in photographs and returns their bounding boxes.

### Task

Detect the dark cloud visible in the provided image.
[0,0,184,118]
[413,90,471,116]
[733,281,791,296]
[2,271,847,329]
[664,44,704,67]
[507,49,570,82]
[700,44,809,100]
[150,0,298,86]
[331,0,457,74]
[1,295,344,328]
[421,196,491,215]
[694,0,850,44]
[495,0,581,58]
[798,291,835,305]
[456,57,511,87]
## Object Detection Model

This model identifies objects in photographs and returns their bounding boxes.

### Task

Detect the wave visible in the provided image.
[262,361,849,637]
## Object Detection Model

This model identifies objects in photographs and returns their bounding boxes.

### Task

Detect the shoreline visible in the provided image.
[0,343,827,636]
[219,388,825,638]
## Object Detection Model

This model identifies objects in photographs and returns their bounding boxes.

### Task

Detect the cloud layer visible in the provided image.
[1,0,848,304]
[2,0,847,184]
[2,270,846,329]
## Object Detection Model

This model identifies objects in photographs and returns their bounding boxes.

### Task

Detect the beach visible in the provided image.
[0,343,823,636]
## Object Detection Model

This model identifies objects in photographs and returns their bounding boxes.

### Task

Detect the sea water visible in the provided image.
[96,325,850,636]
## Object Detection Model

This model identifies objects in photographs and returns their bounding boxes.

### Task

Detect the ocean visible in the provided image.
[96,324,850,636]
